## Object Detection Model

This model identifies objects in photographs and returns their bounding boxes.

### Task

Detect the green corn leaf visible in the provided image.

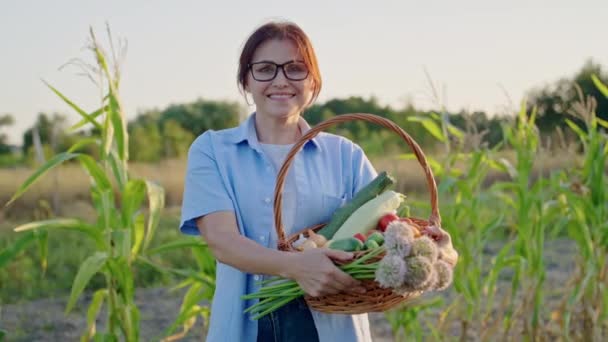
[130,213,145,260]
[5,152,80,207]
[43,80,103,131]
[108,150,127,190]
[70,104,107,132]
[36,229,49,274]
[596,117,608,130]
[591,74,608,97]
[78,155,112,191]
[146,239,207,256]
[0,231,36,268]
[565,119,586,143]
[121,179,146,228]
[66,252,108,313]
[107,257,134,303]
[447,123,465,140]
[83,289,107,341]
[110,230,131,259]
[108,94,128,162]
[13,218,105,248]
[407,116,446,142]
[102,102,114,158]
[143,181,165,251]
[68,138,99,153]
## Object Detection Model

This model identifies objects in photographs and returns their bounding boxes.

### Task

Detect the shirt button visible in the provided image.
[254,275,260,281]
[260,235,266,241]
[264,197,271,204]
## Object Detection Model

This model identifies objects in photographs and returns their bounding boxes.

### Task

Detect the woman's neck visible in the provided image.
[254,113,301,145]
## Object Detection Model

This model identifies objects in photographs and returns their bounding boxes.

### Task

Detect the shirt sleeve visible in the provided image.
[179,132,235,235]
[351,143,378,195]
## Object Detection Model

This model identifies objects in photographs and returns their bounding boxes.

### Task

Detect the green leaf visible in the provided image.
[69,105,107,132]
[108,150,127,190]
[447,123,465,140]
[13,218,104,249]
[146,239,207,256]
[5,152,80,207]
[43,80,103,131]
[143,181,165,251]
[130,213,145,260]
[84,289,107,341]
[78,155,112,191]
[592,74,608,98]
[0,231,36,268]
[565,119,587,143]
[36,229,49,274]
[68,138,99,153]
[596,117,608,130]
[121,179,146,228]
[66,252,108,313]
[407,116,445,142]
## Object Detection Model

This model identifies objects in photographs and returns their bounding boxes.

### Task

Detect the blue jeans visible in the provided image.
[257,297,319,342]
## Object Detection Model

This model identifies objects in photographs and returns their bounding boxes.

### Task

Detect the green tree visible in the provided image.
[129,122,162,162]
[161,119,195,158]
[527,59,608,132]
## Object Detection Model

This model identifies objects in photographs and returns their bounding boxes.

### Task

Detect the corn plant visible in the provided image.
[554,77,608,341]
[4,28,168,341]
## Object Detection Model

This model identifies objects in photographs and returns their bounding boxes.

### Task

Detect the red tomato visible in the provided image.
[353,233,367,242]
[377,213,400,232]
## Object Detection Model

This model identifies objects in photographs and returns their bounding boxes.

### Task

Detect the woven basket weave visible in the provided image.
[273,113,442,314]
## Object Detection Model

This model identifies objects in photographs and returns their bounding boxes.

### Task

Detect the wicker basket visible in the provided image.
[273,113,443,314]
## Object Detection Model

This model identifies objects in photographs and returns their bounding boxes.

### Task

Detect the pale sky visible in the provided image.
[1,0,607,144]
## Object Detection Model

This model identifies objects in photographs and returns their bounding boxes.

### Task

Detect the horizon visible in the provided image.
[1,0,607,145]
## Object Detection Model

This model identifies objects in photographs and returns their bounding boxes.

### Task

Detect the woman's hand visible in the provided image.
[283,248,367,297]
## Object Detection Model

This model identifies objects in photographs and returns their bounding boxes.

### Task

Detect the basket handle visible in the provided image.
[274,113,441,251]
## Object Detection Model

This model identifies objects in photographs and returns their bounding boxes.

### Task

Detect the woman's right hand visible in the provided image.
[283,248,367,297]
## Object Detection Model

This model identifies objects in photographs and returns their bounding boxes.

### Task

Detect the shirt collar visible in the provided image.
[228,112,321,152]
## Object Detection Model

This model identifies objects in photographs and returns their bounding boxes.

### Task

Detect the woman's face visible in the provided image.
[245,39,315,120]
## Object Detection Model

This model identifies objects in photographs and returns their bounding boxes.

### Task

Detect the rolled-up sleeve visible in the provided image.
[180,133,234,235]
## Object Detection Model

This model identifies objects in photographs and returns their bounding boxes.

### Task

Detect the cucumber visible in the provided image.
[329,237,364,252]
[317,171,395,240]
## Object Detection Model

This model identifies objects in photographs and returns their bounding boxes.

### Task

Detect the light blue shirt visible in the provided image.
[180,113,377,342]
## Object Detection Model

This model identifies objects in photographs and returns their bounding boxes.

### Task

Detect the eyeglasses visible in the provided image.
[248,61,309,82]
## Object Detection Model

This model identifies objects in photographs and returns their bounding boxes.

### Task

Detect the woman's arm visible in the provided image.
[197,211,366,297]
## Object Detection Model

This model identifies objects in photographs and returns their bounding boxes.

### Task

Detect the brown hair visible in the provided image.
[237,21,322,106]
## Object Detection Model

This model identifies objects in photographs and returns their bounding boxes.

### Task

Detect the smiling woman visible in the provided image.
[180,21,376,342]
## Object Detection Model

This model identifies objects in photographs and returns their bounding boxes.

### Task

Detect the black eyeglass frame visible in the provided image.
[248,60,310,82]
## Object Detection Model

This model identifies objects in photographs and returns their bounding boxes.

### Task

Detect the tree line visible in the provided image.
[0,60,606,166]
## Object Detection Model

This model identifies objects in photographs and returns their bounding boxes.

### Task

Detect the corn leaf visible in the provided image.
[78,155,112,191]
[121,179,146,228]
[407,116,446,142]
[67,138,99,153]
[13,218,105,248]
[69,104,107,132]
[84,289,107,341]
[592,74,608,98]
[565,119,587,144]
[130,213,145,260]
[143,181,165,251]
[5,152,80,207]
[43,80,103,131]
[0,231,36,268]
[146,239,207,256]
[66,252,109,313]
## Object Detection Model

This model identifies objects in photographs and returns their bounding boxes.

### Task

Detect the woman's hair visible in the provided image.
[237,21,322,106]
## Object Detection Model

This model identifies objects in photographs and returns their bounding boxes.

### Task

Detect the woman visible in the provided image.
[180,20,376,341]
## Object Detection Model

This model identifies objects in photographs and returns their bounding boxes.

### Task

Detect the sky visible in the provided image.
[1,0,607,144]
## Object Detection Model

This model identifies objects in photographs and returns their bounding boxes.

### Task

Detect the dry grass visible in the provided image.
[0,150,582,221]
